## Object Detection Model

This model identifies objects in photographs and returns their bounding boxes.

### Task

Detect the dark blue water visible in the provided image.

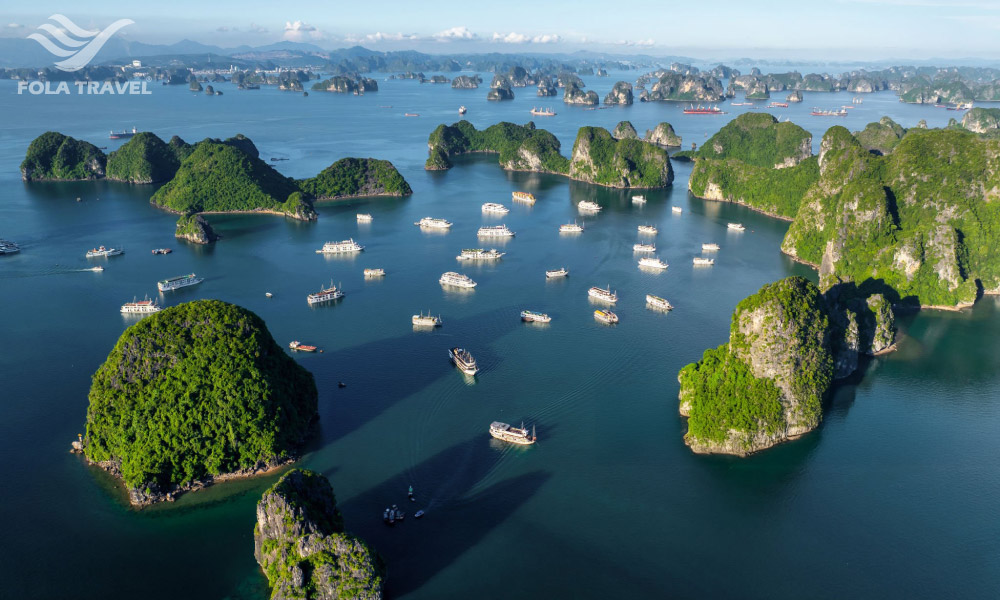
[1,73,998,599]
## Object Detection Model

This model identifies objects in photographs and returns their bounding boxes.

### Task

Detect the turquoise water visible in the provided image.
[1,73,999,599]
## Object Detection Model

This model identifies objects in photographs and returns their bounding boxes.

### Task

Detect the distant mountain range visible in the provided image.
[2,35,997,72]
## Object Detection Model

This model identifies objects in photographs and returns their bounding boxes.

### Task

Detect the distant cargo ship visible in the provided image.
[810,108,848,117]
[109,127,138,139]
[682,105,725,115]
[530,107,556,117]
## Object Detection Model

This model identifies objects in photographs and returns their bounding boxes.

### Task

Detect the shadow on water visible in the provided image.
[317,305,523,444]
[339,436,551,598]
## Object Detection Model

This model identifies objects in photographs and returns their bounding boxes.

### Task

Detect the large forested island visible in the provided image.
[82,300,318,505]
[679,277,895,455]
[255,469,385,600]
[20,131,411,236]
[683,112,1000,308]
[425,120,673,188]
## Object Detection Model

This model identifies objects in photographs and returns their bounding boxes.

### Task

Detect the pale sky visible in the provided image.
[4,0,1000,60]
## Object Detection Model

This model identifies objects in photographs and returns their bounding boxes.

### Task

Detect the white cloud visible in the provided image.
[491,31,562,44]
[216,26,229,32]
[343,31,422,44]
[433,26,478,41]
[7,22,22,29]
[249,23,268,34]
[615,38,655,47]
[284,20,321,41]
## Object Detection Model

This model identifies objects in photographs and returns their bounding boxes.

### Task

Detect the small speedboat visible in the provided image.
[414,510,425,519]
[265,292,273,298]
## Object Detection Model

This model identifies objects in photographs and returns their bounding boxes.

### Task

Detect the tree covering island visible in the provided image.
[683,113,1000,308]
[83,300,318,505]
[20,131,412,233]
[20,131,106,181]
[299,158,413,200]
[685,113,819,219]
[150,139,318,220]
[255,469,385,600]
[425,120,673,189]
[678,277,895,455]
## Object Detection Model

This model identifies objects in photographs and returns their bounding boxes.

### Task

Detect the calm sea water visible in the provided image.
[1,72,998,600]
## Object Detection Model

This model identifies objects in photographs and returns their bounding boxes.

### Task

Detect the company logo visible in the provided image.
[27,14,134,72]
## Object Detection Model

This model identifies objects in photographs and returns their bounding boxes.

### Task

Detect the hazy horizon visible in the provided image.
[5,0,1000,63]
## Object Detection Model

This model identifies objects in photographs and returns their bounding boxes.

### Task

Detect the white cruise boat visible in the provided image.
[693,257,715,266]
[316,239,364,254]
[702,243,721,251]
[511,191,535,204]
[121,297,162,315]
[415,217,453,229]
[449,347,478,375]
[490,421,536,445]
[594,309,619,324]
[412,312,442,327]
[638,225,658,235]
[727,223,746,231]
[157,273,203,292]
[364,268,385,277]
[456,248,505,261]
[482,203,509,214]
[639,257,668,270]
[588,285,618,303]
[546,268,569,278]
[577,201,602,212]
[477,225,514,238]
[632,195,647,204]
[521,310,551,323]
[307,282,344,304]
[86,245,124,258]
[672,206,683,214]
[559,222,584,233]
[646,294,674,311]
[440,271,477,288]
[0,239,20,255]
[633,243,656,253]
[356,213,373,223]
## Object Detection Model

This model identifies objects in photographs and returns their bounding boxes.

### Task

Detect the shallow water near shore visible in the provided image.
[1,74,999,599]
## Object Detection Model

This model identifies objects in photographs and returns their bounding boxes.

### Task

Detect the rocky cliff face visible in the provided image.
[603,81,634,105]
[175,214,219,244]
[782,126,993,308]
[961,107,1000,133]
[487,75,514,100]
[255,469,384,600]
[563,82,599,105]
[853,116,907,155]
[644,122,682,147]
[787,90,803,102]
[569,126,673,188]
[678,276,896,456]
[640,71,725,102]
[451,75,481,89]
[612,121,638,140]
[537,77,558,97]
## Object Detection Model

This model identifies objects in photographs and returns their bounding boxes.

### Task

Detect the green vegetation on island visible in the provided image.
[425,120,569,173]
[151,139,317,220]
[255,469,385,600]
[685,113,818,219]
[961,107,1000,133]
[425,120,673,188]
[83,300,318,505]
[106,132,182,184]
[175,213,219,244]
[569,126,674,188]
[782,125,1000,307]
[20,131,106,181]
[852,116,908,154]
[299,158,412,199]
[679,277,832,455]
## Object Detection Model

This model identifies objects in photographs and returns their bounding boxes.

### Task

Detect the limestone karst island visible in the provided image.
[4,3,1000,599]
